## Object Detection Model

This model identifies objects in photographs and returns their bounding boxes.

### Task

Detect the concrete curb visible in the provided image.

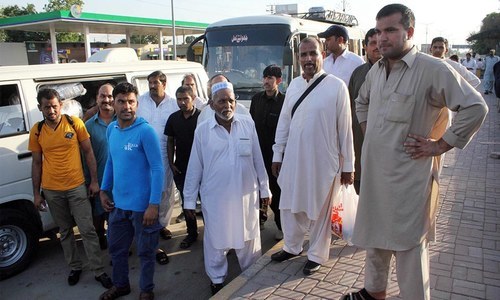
[210,239,285,299]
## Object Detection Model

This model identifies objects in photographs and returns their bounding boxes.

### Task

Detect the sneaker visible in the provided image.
[210,282,224,295]
[95,272,113,289]
[274,230,283,241]
[67,269,82,286]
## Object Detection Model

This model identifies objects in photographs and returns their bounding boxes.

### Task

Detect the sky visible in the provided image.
[2,0,499,47]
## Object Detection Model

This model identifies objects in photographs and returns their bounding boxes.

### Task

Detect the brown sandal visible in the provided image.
[99,285,131,300]
[139,291,154,300]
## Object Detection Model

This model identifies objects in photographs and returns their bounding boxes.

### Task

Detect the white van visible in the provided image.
[86,47,139,63]
[0,60,208,279]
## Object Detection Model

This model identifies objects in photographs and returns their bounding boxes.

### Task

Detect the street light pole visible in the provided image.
[421,22,433,52]
[171,0,177,60]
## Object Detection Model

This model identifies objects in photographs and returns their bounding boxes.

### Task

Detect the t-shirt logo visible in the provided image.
[124,142,138,151]
[65,132,74,139]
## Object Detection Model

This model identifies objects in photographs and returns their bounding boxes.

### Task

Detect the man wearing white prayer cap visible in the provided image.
[196,74,251,126]
[183,80,271,296]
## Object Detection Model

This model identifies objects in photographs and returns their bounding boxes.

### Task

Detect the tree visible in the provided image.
[0,1,86,43]
[467,12,500,55]
[44,0,85,42]
[0,4,48,42]
[43,0,84,12]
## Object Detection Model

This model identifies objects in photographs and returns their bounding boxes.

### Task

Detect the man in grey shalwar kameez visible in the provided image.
[343,4,488,300]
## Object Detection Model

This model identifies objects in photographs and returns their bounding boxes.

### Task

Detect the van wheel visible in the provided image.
[0,209,38,280]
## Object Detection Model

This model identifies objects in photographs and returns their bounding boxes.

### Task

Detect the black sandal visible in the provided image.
[342,288,382,300]
[156,249,169,265]
[180,235,197,249]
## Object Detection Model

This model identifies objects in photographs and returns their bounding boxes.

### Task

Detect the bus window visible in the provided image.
[198,15,365,104]
[205,24,291,102]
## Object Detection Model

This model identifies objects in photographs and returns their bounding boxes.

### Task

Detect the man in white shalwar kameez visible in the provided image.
[137,71,178,265]
[342,5,488,300]
[183,82,271,296]
[270,37,355,275]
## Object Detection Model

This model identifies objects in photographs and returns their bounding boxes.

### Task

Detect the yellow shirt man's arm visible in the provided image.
[80,138,100,197]
[31,151,45,210]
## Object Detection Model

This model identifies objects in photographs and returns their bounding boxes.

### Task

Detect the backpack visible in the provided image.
[35,114,75,139]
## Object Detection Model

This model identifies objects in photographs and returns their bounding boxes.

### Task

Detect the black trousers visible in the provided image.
[260,168,282,231]
[174,172,198,238]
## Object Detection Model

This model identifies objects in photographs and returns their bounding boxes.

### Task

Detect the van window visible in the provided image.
[38,76,127,117]
[133,73,201,99]
[0,84,26,136]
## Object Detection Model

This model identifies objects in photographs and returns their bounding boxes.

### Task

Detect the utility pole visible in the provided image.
[422,22,433,52]
[171,0,177,60]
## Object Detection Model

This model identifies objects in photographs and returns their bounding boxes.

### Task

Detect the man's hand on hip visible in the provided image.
[404,134,452,159]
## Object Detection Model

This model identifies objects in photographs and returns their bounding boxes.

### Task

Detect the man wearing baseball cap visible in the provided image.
[318,24,364,85]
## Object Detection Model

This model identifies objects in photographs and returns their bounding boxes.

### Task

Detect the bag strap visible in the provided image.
[291,73,327,118]
[36,114,74,139]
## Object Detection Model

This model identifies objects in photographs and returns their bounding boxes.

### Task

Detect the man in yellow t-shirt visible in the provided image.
[28,88,111,288]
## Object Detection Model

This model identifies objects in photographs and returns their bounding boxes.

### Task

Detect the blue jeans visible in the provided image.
[108,208,161,292]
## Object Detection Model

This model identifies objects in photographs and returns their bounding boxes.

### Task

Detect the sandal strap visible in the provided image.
[100,286,131,300]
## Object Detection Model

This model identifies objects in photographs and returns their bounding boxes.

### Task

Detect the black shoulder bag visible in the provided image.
[291,73,328,118]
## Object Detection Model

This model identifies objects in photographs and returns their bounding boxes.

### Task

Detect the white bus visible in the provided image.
[188,12,365,106]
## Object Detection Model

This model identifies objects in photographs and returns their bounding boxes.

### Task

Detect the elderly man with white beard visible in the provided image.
[183,81,271,296]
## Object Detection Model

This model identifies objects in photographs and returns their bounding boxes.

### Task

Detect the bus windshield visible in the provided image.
[205,24,291,100]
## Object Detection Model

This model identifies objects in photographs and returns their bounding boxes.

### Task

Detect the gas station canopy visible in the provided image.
[0,9,209,62]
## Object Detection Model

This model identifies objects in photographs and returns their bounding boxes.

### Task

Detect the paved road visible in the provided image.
[0,201,282,300]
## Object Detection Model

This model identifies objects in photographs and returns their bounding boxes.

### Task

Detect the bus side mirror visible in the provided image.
[283,47,293,65]
[187,34,205,62]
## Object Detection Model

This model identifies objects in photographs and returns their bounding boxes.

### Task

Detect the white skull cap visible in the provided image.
[211,81,233,97]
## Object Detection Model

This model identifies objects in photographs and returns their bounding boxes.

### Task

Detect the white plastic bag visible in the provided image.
[331,184,358,245]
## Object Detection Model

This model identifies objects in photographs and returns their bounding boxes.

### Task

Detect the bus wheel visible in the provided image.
[0,209,38,280]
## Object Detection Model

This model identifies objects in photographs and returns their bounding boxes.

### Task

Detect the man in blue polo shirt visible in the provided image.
[85,83,116,250]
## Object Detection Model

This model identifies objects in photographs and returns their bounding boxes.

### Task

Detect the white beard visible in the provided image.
[215,110,234,121]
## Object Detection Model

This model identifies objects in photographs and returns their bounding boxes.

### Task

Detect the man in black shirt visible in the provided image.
[165,86,201,249]
[249,65,285,240]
